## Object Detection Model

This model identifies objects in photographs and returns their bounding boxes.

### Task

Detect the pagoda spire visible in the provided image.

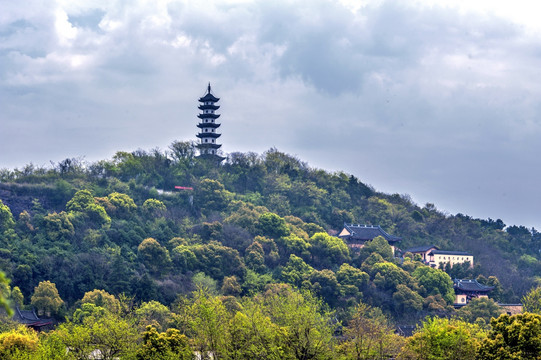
[196,83,224,161]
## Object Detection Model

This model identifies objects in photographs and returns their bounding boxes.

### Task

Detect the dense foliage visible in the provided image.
[1,142,540,358]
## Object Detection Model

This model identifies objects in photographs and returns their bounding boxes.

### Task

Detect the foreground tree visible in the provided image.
[260,285,336,360]
[522,286,541,314]
[478,312,541,360]
[398,317,487,360]
[57,309,138,360]
[137,326,192,360]
[187,289,229,358]
[338,302,404,360]
[0,325,39,359]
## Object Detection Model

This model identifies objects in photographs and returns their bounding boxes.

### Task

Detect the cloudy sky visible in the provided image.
[1,0,540,230]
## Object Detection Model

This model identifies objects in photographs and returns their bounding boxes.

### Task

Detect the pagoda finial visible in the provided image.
[208,82,211,94]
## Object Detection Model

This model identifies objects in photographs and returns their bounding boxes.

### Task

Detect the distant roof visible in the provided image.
[199,83,220,102]
[430,250,471,256]
[12,307,54,328]
[405,245,439,253]
[340,224,402,243]
[454,279,493,292]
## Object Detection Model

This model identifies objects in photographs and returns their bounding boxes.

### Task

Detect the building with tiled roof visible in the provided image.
[12,307,55,331]
[338,224,401,252]
[453,279,493,306]
[404,245,439,262]
[428,250,473,269]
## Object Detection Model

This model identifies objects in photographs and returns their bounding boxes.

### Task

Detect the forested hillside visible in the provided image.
[0,142,540,321]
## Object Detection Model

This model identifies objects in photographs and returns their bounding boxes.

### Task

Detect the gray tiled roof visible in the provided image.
[404,245,439,253]
[454,279,493,292]
[341,224,401,243]
[430,250,471,256]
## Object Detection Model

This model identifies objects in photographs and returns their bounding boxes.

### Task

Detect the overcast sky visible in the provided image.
[1,0,540,230]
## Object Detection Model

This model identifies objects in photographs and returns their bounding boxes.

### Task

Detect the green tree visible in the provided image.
[358,236,393,262]
[221,276,242,297]
[137,326,192,360]
[135,300,172,332]
[457,297,504,325]
[42,211,75,242]
[0,272,12,316]
[336,263,369,297]
[399,317,487,360]
[280,254,314,288]
[257,212,290,239]
[339,302,404,360]
[260,287,336,360]
[0,200,15,231]
[0,325,39,359]
[107,192,137,217]
[309,232,350,268]
[30,280,64,316]
[309,269,341,306]
[188,289,229,358]
[371,262,413,292]
[412,266,455,304]
[80,289,120,314]
[195,179,230,214]
[10,286,23,309]
[478,312,541,360]
[225,302,285,359]
[66,189,111,228]
[192,272,219,295]
[138,238,172,275]
[522,286,541,314]
[393,284,423,313]
[142,199,167,217]
[244,241,266,273]
[276,234,311,260]
[189,242,247,280]
[57,310,138,360]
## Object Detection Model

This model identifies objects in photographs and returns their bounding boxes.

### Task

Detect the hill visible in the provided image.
[0,142,540,323]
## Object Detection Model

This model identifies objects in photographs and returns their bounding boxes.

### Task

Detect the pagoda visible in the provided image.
[196,83,225,161]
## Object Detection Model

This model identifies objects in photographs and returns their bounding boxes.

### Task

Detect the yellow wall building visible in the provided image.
[428,250,473,268]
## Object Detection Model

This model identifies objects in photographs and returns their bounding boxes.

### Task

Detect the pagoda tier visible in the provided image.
[197,122,220,129]
[198,104,220,111]
[198,113,221,119]
[196,132,221,139]
[198,143,222,149]
[199,93,220,103]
